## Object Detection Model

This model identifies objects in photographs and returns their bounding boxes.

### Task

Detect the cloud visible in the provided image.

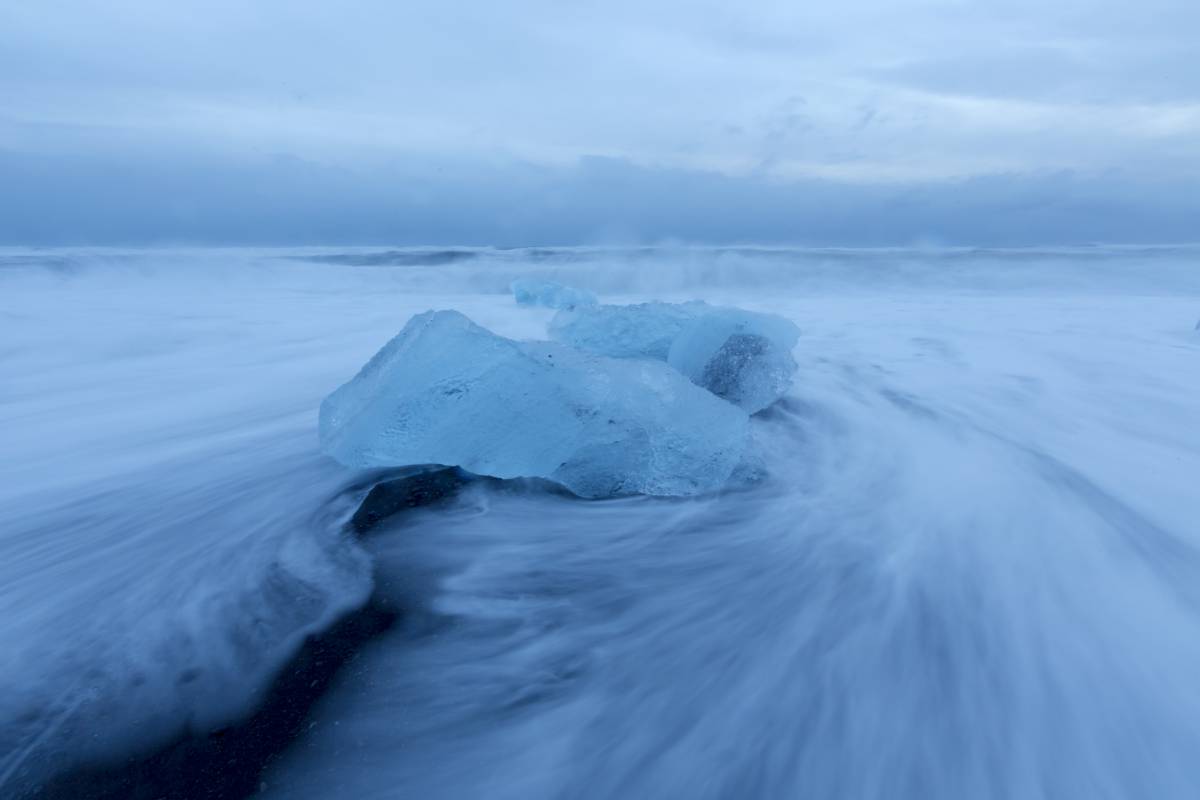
[3,147,1196,246]
[1,0,1197,243]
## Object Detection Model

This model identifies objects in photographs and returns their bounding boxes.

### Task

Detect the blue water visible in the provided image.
[2,246,1199,798]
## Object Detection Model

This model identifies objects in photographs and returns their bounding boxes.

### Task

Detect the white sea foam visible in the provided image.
[2,245,1200,798]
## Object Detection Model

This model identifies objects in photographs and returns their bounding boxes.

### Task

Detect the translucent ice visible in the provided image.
[319,310,750,498]
[550,302,800,412]
[548,301,706,359]
[511,279,598,310]
[668,308,801,413]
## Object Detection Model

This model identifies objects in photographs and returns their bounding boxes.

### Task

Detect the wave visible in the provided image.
[0,436,373,797]
[295,249,483,267]
[2,245,1199,797]
[259,377,1200,799]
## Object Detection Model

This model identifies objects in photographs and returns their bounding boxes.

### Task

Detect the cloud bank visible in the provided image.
[2,0,1197,244]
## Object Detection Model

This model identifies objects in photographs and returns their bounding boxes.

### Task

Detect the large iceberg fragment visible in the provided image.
[549,302,800,413]
[319,311,750,498]
[547,301,705,359]
[511,279,598,310]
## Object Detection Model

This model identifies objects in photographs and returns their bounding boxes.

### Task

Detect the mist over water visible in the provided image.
[2,246,1200,798]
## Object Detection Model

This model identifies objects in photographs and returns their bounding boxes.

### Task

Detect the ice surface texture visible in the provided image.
[550,302,800,412]
[548,301,703,360]
[319,311,750,498]
[510,279,598,310]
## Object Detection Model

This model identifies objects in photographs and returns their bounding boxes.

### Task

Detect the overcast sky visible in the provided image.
[2,0,1198,245]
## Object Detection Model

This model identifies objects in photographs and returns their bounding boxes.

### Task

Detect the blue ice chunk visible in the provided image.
[550,302,800,413]
[511,279,598,310]
[667,308,801,413]
[548,301,706,359]
[319,310,750,498]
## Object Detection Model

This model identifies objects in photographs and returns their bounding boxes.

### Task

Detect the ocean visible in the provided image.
[3,245,1200,798]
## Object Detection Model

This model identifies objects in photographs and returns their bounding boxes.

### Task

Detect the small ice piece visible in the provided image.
[550,302,800,413]
[319,310,750,498]
[511,279,598,310]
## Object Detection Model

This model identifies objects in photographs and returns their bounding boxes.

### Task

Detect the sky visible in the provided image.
[2,0,1198,245]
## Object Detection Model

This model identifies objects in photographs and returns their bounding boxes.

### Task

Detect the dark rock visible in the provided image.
[349,467,469,534]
